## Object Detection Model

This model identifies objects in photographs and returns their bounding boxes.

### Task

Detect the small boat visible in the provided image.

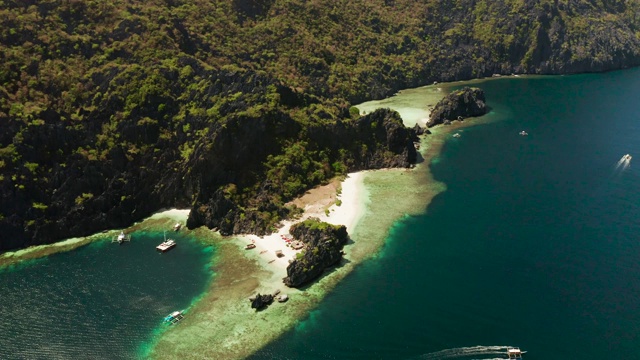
[519,130,528,136]
[173,223,182,231]
[277,294,288,303]
[163,310,184,325]
[156,231,176,252]
[112,230,131,244]
[245,243,256,250]
[507,347,525,359]
[452,133,461,138]
[624,153,632,161]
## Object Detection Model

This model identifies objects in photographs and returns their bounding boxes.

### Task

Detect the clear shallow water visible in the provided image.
[0,231,214,360]
[251,68,640,360]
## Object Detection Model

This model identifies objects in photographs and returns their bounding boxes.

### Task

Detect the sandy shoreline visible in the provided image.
[238,172,367,274]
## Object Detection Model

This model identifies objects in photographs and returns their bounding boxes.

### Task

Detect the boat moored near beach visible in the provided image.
[112,231,131,244]
[163,310,184,325]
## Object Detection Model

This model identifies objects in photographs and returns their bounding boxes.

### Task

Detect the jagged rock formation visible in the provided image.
[283,218,348,288]
[427,87,488,127]
[250,293,274,310]
[413,123,427,136]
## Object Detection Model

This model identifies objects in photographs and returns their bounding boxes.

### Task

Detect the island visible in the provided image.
[1,1,640,359]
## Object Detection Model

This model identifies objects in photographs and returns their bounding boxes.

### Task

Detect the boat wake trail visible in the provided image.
[410,345,511,360]
[614,154,632,172]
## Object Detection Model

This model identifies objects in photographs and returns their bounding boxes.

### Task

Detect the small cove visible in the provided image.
[0,227,214,360]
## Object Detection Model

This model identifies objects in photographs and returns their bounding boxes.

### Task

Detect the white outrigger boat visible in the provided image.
[163,310,184,325]
[112,230,131,244]
[507,347,526,359]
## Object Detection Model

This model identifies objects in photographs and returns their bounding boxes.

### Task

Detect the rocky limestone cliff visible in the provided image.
[283,218,349,288]
[427,87,488,127]
[186,108,417,236]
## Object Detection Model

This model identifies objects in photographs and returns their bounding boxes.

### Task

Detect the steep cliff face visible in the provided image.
[186,108,417,236]
[427,87,488,127]
[283,218,349,288]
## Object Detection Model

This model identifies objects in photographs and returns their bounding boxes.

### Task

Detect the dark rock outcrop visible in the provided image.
[250,293,274,310]
[427,87,487,127]
[283,218,348,288]
[413,123,426,136]
[306,108,418,170]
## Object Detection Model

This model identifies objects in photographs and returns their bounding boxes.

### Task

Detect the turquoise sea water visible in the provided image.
[252,68,640,359]
[0,231,214,359]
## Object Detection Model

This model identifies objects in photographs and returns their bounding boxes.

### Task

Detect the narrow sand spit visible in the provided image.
[146,173,371,360]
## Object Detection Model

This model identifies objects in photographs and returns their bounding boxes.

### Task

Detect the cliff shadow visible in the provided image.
[414,149,425,165]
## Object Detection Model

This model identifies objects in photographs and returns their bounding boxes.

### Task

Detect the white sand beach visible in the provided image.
[239,172,367,274]
[148,208,190,223]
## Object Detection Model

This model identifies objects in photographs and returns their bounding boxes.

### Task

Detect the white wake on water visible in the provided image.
[614,154,632,172]
[411,345,514,359]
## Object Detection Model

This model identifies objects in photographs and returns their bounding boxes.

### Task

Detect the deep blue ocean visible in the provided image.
[0,231,214,359]
[251,68,640,359]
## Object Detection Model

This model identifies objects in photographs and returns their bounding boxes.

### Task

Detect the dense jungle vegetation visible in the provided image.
[1,0,640,250]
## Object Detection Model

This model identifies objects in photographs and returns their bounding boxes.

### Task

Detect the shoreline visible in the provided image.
[0,81,496,359]
[147,82,491,359]
[145,172,371,359]
[0,208,192,269]
[238,172,366,272]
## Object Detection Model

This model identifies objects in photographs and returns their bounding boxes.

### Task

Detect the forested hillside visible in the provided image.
[1,0,639,250]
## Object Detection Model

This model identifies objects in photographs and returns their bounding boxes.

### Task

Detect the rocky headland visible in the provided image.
[427,87,488,127]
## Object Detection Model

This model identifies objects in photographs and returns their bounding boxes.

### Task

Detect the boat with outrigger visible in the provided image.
[163,310,184,325]
[111,230,131,244]
[507,347,526,359]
